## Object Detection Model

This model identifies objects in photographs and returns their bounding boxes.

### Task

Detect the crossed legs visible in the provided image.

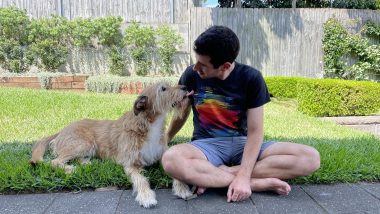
[161,142,320,197]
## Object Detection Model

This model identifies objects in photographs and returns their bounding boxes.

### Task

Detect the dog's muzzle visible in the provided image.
[172,90,194,107]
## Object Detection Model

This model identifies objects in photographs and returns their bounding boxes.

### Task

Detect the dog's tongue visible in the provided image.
[186,90,194,97]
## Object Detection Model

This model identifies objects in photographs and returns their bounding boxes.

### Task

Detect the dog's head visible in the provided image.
[133,81,193,116]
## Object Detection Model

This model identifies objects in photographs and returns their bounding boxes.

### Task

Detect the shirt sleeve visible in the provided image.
[246,70,271,109]
[179,65,195,92]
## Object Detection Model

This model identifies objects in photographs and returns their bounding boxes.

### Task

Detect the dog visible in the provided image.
[30,81,195,208]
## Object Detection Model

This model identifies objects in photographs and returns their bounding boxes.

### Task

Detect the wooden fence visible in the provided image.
[0,0,379,78]
[190,8,380,77]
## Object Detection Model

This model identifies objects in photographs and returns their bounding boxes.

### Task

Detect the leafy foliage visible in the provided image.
[0,7,31,73]
[297,79,380,117]
[70,18,97,47]
[323,19,380,81]
[28,39,68,71]
[265,76,307,98]
[27,16,71,71]
[107,46,128,76]
[94,16,124,47]
[0,7,30,44]
[218,0,378,8]
[265,77,380,117]
[124,22,156,76]
[0,7,184,76]
[332,0,378,9]
[85,75,178,93]
[0,38,32,73]
[156,25,184,75]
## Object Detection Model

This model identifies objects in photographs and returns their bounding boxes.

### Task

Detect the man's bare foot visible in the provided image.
[195,186,206,195]
[251,178,291,195]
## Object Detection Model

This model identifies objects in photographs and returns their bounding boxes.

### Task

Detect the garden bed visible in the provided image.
[0,75,89,91]
[0,75,171,94]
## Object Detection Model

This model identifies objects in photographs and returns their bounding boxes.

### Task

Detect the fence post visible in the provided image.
[56,0,64,16]
[170,0,174,23]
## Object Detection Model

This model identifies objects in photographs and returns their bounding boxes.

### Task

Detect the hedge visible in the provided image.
[265,77,380,117]
[265,76,307,98]
[297,79,380,117]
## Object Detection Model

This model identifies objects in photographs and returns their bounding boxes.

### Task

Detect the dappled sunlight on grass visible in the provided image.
[0,88,137,142]
[264,100,373,142]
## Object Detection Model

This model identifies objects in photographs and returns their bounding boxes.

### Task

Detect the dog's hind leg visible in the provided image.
[124,166,157,208]
[79,157,91,165]
[51,140,96,173]
[51,155,77,174]
[172,179,196,200]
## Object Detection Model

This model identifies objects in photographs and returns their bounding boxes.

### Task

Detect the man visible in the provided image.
[161,25,320,203]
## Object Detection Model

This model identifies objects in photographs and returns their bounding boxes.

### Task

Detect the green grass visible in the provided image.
[0,87,379,193]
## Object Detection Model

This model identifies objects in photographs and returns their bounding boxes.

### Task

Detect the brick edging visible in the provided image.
[0,75,89,91]
[0,75,152,94]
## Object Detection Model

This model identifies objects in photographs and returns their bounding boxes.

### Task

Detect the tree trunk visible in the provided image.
[292,0,297,8]
[234,0,242,8]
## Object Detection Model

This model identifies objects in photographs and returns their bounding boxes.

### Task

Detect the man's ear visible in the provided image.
[220,62,232,71]
[133,95,147,115]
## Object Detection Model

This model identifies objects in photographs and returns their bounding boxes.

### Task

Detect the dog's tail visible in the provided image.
[30,133,59,166]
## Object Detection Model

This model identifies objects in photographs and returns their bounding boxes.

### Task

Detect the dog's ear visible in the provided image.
[133,95,147,115]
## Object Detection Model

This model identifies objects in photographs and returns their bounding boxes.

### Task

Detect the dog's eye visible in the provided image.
[161,86,166,91]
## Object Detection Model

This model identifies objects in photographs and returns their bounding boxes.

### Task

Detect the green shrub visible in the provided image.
[70,18,97,47]
[265,76,307,98]
[28,16,71,71]
[0,7,32,73]
[332,0,378,9]
[107,46,128,76]
[0,7,30,44]
[297,79,380,117]
[323,19,380,81]
[124,22,156,76]
[85,75,127,93]
[0,38,32,73]
[156,25,183,75]
[94,16,123,47]
[85,75,178,93]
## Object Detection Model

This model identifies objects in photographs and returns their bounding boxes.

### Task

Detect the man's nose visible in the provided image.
[193,63,199,71]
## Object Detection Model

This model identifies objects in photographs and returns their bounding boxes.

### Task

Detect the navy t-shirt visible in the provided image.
[179,62,271,141]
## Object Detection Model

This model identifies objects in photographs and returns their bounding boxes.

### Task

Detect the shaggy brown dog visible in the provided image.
[30,81,194,208]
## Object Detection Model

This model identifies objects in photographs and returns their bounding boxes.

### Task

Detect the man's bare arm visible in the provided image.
[167,104,191,142]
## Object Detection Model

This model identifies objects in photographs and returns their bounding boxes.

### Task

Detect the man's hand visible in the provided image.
[227,174,252,202]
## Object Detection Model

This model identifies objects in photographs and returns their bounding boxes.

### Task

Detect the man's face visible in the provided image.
[193,54,222,79]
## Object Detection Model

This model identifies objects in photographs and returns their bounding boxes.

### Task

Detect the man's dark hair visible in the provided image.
[193,25,240,68]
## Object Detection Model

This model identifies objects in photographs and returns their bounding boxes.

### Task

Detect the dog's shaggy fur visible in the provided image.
[30,81,194,208]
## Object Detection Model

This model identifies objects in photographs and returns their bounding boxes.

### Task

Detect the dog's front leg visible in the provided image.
[124,166,157,208]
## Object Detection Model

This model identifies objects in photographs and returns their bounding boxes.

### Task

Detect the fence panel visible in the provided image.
[190,8,380,78]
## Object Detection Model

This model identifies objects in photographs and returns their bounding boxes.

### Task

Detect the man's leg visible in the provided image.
[220,142,321,179]
[161,143,293,195]
[162,143,235,188]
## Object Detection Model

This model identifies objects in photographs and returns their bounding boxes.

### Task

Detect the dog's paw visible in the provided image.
[136,189,157,208]
[172,180,196,200]
[64,165,76,174]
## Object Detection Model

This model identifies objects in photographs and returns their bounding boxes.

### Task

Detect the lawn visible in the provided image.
[0,87,379,193]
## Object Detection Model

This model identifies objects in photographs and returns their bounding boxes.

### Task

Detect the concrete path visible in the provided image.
[1,183,380,214]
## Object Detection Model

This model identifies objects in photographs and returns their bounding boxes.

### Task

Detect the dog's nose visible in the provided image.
[179,85,187,90]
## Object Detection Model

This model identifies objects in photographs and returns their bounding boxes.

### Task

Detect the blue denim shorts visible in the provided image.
[190,136,275,167]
